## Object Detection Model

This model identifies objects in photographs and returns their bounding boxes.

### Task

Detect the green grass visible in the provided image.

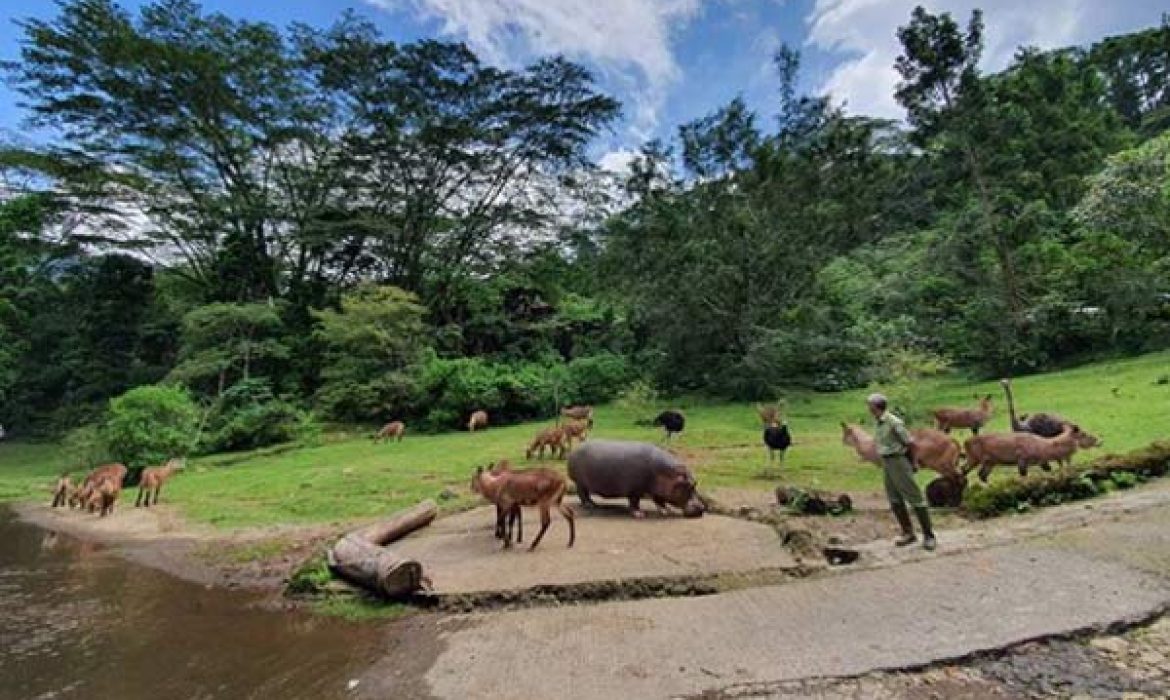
[3,350,1169,530]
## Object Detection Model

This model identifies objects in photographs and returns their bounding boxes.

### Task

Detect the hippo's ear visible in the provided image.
[840,421,847,429]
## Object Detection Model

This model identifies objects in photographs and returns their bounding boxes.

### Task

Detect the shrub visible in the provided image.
[61,424,112,471]
[564,352,632,405]
[200,379,316,453]
[102,385,200,467]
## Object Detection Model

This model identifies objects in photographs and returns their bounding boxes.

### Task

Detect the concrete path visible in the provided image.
[391,506,797,595]
[415,503,1170,700]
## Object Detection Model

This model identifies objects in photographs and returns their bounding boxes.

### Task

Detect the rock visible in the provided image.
[1090,637,1129,655]
[438,488,458,501]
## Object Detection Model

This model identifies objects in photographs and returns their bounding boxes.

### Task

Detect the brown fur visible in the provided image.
[932,395,993,434]
[561,420,590,449]
[471,465,575,551]
[374,420,406,443]
[51,475,73,508]
[526,426,567,460]
[839,422,963,482]
[136,458,183,507]
[560,405,594,426]
[73,463,128,510]
[467,410,489,432]
[470,460,520,541]
[85,476,122,517]
[963,424,1091,482]
[756,403,782,426]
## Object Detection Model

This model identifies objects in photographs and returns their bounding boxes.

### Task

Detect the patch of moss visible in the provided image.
[312,595,411,621]
[286,553,334,595]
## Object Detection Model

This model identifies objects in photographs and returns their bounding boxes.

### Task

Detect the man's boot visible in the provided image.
[891,503,916,546]
[915,506,937,551]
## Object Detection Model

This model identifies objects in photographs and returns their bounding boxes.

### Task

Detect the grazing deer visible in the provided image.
[51,475,73,508]
[471,464,575,551]
[964,425,1096,482]
[467,410,489,432]
[374,420,406,443]
[932,394,993,434]
[136,458,184,507]
[526,426,567,460]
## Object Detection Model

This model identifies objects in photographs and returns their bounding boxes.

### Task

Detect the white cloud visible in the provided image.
[598,148,639,175]
[367,0,703,139]
[807,0,1163,119]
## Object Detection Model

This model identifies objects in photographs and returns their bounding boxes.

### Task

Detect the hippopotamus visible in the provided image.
[567,440,705,518]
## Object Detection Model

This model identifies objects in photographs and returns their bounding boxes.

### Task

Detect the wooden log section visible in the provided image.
[327,499,437,598]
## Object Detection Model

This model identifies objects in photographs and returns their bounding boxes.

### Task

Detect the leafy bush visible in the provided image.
[102,385,200,467]
[564,352,632,405]
[200,379,317,453]
[61,424,112,471]
[615,380,660,414]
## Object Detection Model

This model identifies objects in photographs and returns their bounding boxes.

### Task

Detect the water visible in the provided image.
[0,507,384,700]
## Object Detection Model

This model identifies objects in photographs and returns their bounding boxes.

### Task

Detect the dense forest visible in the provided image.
[1,0,1168,459]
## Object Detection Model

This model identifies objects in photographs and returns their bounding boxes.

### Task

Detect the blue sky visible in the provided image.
[1,1,1164,169]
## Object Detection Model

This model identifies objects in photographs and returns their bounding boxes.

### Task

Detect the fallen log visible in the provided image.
[327,499,437,598]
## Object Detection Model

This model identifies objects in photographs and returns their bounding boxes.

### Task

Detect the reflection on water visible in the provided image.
[0,507,381,700]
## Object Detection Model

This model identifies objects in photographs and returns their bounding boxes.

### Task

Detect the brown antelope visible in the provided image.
[470,460,521,542]
[73,463,128,510]
[86,475,123,517]
[560,405,594,427]
[561,420,590,450]
[526,426,567,460]
[471,464,575,551]
[374,420,406,443]
[136,458,184,507]
[964,424,1096,482]
[931,395,993,434]
[467,410,489,432]
[840,422,963,484]
[51,475,73,508]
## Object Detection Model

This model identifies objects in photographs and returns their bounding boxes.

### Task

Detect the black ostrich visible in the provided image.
[653,410,685,442]
[763,420,792,466]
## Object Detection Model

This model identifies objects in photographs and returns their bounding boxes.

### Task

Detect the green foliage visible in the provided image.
[61,424,112,471]
[312,284,428,422]
[564,353,633,405]
[102,385,199,467]
[169,302,289,396]
[200,379,315,453]
[286,554,334,595]
[963,441,1170,517]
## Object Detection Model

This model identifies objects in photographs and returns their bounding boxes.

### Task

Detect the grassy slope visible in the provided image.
[1,351,1167,529]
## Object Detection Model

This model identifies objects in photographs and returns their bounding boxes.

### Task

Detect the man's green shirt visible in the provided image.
[875,411,912,457]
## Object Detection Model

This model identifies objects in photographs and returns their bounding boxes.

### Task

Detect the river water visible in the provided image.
[0,506,385,700]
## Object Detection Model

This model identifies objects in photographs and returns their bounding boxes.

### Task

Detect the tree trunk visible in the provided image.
[326,500,436,598]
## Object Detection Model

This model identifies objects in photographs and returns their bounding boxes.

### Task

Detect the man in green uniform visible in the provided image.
[868,393,936,551]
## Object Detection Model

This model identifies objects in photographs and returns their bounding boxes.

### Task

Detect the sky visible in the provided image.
[0,0,1164,170]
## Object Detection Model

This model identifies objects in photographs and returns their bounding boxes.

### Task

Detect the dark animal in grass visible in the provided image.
[925,475,966,508]
[567,439,705,518]
[653,410,685,442]
[1000,378,1102,467]
[763,420,792,466]
[471,464,575,551]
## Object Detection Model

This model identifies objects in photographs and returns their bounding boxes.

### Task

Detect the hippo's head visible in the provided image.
[656,467,705,518]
